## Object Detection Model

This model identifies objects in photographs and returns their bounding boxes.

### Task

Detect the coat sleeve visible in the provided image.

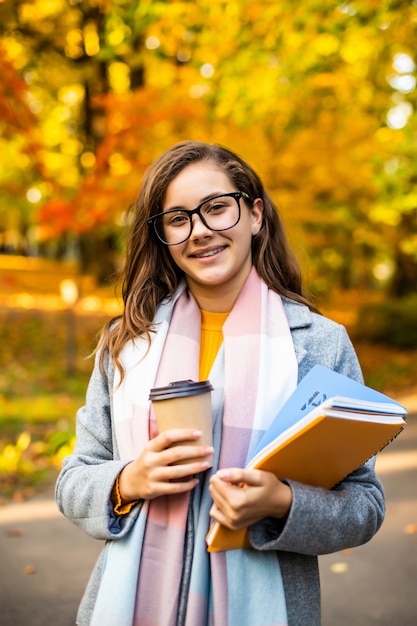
[55,351,141,540]
[249,316,385,555]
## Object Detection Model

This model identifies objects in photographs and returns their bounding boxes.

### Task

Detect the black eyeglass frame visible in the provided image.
[147,191,251,246]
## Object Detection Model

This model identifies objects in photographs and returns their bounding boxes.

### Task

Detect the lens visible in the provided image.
[155,211,191,245]
[200,195,240,231]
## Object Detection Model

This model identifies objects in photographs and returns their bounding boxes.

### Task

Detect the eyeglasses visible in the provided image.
[147,191,251,246]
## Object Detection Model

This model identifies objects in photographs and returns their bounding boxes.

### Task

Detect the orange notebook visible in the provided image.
[206,365,406,552]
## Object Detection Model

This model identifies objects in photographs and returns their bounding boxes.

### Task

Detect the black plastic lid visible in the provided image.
[149,379,213,401]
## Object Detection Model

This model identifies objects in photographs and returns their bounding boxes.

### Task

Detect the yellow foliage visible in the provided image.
[0,431,33,474]
[0,443,20,472]
[16,431,31,452]
[340,30,376,64]
[314,33,340,56]
[400,236,417,259]
[369,205,402,226]
[52,438,76,470]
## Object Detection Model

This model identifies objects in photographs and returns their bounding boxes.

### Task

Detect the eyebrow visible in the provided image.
[164,191,231,213]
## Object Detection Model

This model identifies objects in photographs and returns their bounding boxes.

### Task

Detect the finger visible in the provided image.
[149,476,200,499]
[209,495,246,530]
[209,501,226,523]
[209,476,244,513]
[151,429,204,451]
[157,456,213,481]
[215,467,264,487]
[161,443,214,467]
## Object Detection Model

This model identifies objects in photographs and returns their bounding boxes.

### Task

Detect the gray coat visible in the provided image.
[56,298,385,626]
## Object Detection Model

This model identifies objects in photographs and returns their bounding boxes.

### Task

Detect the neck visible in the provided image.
[187,285,234,312]
[185,269,253,313]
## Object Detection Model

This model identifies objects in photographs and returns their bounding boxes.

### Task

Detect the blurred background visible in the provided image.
[0,0,416,499]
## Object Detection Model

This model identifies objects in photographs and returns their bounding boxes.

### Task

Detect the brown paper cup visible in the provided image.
[149,380,213,467]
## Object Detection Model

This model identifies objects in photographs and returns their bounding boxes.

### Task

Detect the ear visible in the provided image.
[250,198,263,235]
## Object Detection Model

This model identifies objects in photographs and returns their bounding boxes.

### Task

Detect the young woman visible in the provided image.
[56,141,385,626]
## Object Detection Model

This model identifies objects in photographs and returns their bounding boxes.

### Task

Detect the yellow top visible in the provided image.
[199,309,229,381]
[112,308,229,515]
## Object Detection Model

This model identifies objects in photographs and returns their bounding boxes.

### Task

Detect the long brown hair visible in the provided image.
[98,140,315,378]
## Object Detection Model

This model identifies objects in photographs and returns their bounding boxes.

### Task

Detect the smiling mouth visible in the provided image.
[192,246,225,259]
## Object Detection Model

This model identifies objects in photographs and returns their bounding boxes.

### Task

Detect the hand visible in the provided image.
[208,468,292,531]
[118,429,214,502]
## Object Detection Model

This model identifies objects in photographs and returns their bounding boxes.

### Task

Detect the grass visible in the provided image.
[0,301,415,501]
[0,307,104,499]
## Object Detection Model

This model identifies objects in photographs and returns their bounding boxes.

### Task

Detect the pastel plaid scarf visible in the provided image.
[90,268,298,626]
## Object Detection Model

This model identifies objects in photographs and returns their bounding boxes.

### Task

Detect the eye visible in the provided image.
[164,211,189,227]
[204,199,229,214]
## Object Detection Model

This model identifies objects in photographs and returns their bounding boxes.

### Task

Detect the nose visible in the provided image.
[189,213,212,240]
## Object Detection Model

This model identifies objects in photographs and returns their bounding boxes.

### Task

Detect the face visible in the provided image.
[161,161,263,311]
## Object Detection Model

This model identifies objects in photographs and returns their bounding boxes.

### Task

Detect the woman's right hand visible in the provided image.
[118,429,213,503]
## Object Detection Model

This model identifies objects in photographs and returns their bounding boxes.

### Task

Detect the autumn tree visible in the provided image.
[1,0,416,296]
[0,41,43,253]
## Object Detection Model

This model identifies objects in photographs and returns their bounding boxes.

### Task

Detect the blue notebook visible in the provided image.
[252,364,406,459]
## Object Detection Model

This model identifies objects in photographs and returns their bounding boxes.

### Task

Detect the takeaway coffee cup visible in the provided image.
[149,379,214,467]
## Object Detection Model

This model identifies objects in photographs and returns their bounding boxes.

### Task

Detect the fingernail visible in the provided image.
[192,430,203,437]
[216,469,230,480]
[206,447,214,454]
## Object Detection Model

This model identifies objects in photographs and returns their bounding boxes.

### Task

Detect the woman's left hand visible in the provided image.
[208,468,292,531]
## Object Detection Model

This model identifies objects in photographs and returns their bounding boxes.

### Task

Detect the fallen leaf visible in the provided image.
[330,562,349,574]
[12,492,26,503]
[405,524,417,535]
[5,528,26,537]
